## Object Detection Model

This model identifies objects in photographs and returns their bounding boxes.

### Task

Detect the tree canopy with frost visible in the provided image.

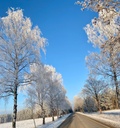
[26,64,70,124]
[85,52,120,78]
[76,0,120,50]
[82,77,107,110]
[0,8,46,128]
[74,95,83,112]
[84,10,120,108]
[75,0,120,13]
[27,63,49,124]
[76,0,120,108]
[44,65,66,121]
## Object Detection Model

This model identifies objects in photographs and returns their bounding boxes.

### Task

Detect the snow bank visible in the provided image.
[38,114,71,128]
[0,116,57,128]
[97,114,120,123]
[85,109,120,123]
[77,111,120,128]
[0,114,71,128]
[103,109,120,114]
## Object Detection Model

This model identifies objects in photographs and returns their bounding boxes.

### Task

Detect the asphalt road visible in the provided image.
[58,113,112,128]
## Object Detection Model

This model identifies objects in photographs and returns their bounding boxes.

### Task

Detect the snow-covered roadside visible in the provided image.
[84,109,120,123]
[93,111,120,123]
[77,111,120,128]
[0,114,71,128]
[38,114,71,128]
[87,109,120,123]
[103,109,120,114]
[0,116,58,128]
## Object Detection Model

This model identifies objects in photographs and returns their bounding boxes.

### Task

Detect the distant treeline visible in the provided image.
[0,108,38,124]
[0,108,73,123]
[0,114,12,123]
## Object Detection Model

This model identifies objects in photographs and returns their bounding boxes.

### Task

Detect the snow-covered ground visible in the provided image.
[38,114,71,128]
[78,109,120,128]
[89,109,120,123]
[98,109,120,123]
[0,114,70,128]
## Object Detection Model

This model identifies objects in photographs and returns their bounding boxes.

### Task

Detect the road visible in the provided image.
[58,113,112,128]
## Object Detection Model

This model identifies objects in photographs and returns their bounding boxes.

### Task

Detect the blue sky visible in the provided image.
[0,0,98,113]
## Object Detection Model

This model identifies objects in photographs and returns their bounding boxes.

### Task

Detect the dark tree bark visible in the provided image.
[43,117,45,125]
[12,56,19,128]
[31,108,36,128]
[12,86,17,128]
[42,108,45,125]
[52,111,54,121]
[113,71,119,109]
[95,92,100,111]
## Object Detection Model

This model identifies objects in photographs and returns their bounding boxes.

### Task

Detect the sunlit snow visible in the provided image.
[0,114,70,128]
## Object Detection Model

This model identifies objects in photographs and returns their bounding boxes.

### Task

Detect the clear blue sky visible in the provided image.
[0,0,98,113]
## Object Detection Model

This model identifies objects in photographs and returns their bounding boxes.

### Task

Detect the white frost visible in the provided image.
[0,114,70,128]
[78,109,120,128]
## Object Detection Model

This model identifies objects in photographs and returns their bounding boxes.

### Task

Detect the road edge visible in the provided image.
[77,112,120,128]
[57,113,73,128]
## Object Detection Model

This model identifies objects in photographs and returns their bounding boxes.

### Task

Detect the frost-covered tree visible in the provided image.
[82,1,120,59]
[85,52,120,79]
[82,77,107,110]
[86,51,120,108]
[25,87,36,128]
[44,65,66,121]
[75,0,120,18]
[85,13,120,108]
[62,97,72,114]
[26,64,69,123]
[17,108,33,121]
[83,96,97,112]
[0,9,46,128]
[78,0,120,57]
[76,0,120,108]
[27,63,49,125]
[53,87,65,117]
[74,95,83,112]
[100,88,116,110]
[76,0,120,41]
[44,65,71,119]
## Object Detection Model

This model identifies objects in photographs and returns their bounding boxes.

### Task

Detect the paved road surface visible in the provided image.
[58,113,112,128]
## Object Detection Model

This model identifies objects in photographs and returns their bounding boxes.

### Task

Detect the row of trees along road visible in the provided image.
[75,0,120,110]
[74,86,119,112]
[25,63,71,126]
[0,9,72,128]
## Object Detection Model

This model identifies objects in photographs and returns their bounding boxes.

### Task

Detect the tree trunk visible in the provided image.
[43,117,45,125]
[52,112,54,121]
[113,71,119,109]
[97,101,101,113]
[32,109,36,128]
[41,103,46,125]
[109,48,119,109]
[95,93,101,111]
[12,58,19,128]
[42,109,45,125]
[33,118,36,128]
[57,109,60,118]
[12,86,17,128]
